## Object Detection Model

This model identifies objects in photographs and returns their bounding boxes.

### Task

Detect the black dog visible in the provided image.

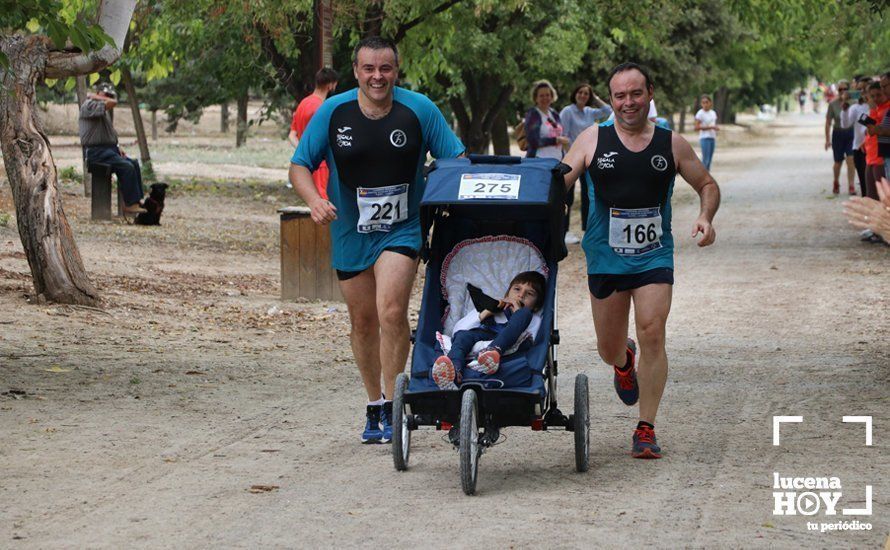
[135,183,168,225]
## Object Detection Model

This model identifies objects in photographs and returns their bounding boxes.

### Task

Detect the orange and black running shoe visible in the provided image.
[632,424,662,459]
[613,338,639,406]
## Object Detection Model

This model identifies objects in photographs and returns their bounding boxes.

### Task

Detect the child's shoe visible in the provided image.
[432,355,458,390]
[473,347,501,375]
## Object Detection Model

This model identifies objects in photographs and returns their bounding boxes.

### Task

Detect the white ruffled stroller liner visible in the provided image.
[436,236,548,366]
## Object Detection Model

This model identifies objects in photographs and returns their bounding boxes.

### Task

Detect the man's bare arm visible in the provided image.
[561,125,599,189]
[672,133,720,246]
[288,163,336,224]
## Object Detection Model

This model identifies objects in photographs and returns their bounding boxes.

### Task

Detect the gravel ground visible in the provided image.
[0,112,887,548]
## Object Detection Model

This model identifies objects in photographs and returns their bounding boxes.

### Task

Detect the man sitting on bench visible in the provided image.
[79,83,146,215]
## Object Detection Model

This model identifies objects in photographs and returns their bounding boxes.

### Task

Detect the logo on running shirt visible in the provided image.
[597,151,619,170]
[651,155,668,172]
[390,129,407,148]
[336,126,353,148]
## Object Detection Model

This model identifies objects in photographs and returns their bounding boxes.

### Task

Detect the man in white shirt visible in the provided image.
[842,77,872,198]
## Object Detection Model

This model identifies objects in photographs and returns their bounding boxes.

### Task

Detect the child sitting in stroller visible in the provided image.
[432,271,546,390]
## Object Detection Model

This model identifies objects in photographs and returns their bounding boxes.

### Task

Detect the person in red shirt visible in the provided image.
[289,68,339,199]
[863,81,888,202]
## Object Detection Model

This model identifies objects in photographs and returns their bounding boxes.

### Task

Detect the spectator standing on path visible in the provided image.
[825,79,857,195]
[863,81,888,204]
[842,77,872,197]
[524,80,573,242]
[560,62,720,459]
[797,89,807,114]
[79,83,145,214]
[869,72,890,179]
[289,37,464,445]
[288,68,339,200]
[560,83,613,241]
[694,94,719,170]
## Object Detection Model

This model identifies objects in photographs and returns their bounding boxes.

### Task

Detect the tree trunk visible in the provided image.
[150,110,157,140]
[678,105,687,134]
[120,65,152,178]
[0,36,100,305]
[236,92,248,147]
[75,75,92,196]
[714,87,731,124]
[220,102,229,133]
[448,76,513,155]
[491,108,510,155]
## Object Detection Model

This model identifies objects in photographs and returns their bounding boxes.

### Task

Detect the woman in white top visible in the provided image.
[559,84,613,242]
[694,95,719,170]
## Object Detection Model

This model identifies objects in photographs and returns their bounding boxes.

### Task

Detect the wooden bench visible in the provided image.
[279,206,342,302]
[87,162,124,220]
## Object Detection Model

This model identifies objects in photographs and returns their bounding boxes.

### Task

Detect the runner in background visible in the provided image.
[289,68,339,199]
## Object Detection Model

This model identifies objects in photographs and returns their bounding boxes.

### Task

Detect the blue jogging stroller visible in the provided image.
[390,155,590,495]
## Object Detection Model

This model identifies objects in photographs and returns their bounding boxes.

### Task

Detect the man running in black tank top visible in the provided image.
[561,63,721,458]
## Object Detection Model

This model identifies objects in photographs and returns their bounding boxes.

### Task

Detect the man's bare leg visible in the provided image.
[339,270,383,401]
[374,251,418,399]
[590,290,632,366]
[629,284,672,424]
[832,160,842,184]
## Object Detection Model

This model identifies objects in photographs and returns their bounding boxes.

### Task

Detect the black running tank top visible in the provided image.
[587,124,675,209]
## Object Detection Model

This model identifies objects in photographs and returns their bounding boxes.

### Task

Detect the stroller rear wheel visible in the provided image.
[574,373,590,472]
[392,373,411,471]
[459,389,480,495]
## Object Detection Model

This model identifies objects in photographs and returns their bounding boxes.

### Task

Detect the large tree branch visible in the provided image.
[392,0,464,43]
[254,21,303,98]
[44,0,136,79]
[481,84,513,131]
[45,44,120,78]
[436,73,469,130]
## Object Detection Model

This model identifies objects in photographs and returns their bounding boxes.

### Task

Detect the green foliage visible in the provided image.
[0,0,113,68]
[58,165,80,181]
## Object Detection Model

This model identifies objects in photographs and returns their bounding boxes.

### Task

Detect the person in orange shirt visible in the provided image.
[289,68,339,199]
[862,82,888,203]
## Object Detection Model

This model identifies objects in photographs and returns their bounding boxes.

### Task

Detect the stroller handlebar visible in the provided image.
[467,154,522,165]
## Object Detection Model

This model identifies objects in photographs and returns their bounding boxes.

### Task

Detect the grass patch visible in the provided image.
[0,212,9,227]
[165,177,302,205]
[58,166,80,182]
[151,139,293,169]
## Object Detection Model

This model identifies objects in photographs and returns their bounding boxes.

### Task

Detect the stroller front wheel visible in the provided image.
[574,373,590,472]
[459,389,480,495]
[392,373,411,471]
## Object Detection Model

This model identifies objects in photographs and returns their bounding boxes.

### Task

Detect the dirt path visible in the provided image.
[1,113,888,548]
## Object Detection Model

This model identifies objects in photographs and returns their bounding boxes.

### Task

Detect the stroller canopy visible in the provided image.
[422,156,561,208]
[420,155,568,263]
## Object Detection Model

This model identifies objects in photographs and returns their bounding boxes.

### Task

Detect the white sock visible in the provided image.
[368,398,384,406]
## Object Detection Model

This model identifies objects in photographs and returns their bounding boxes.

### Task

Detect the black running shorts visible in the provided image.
[587,268,674,300]
[336,246,419,281]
